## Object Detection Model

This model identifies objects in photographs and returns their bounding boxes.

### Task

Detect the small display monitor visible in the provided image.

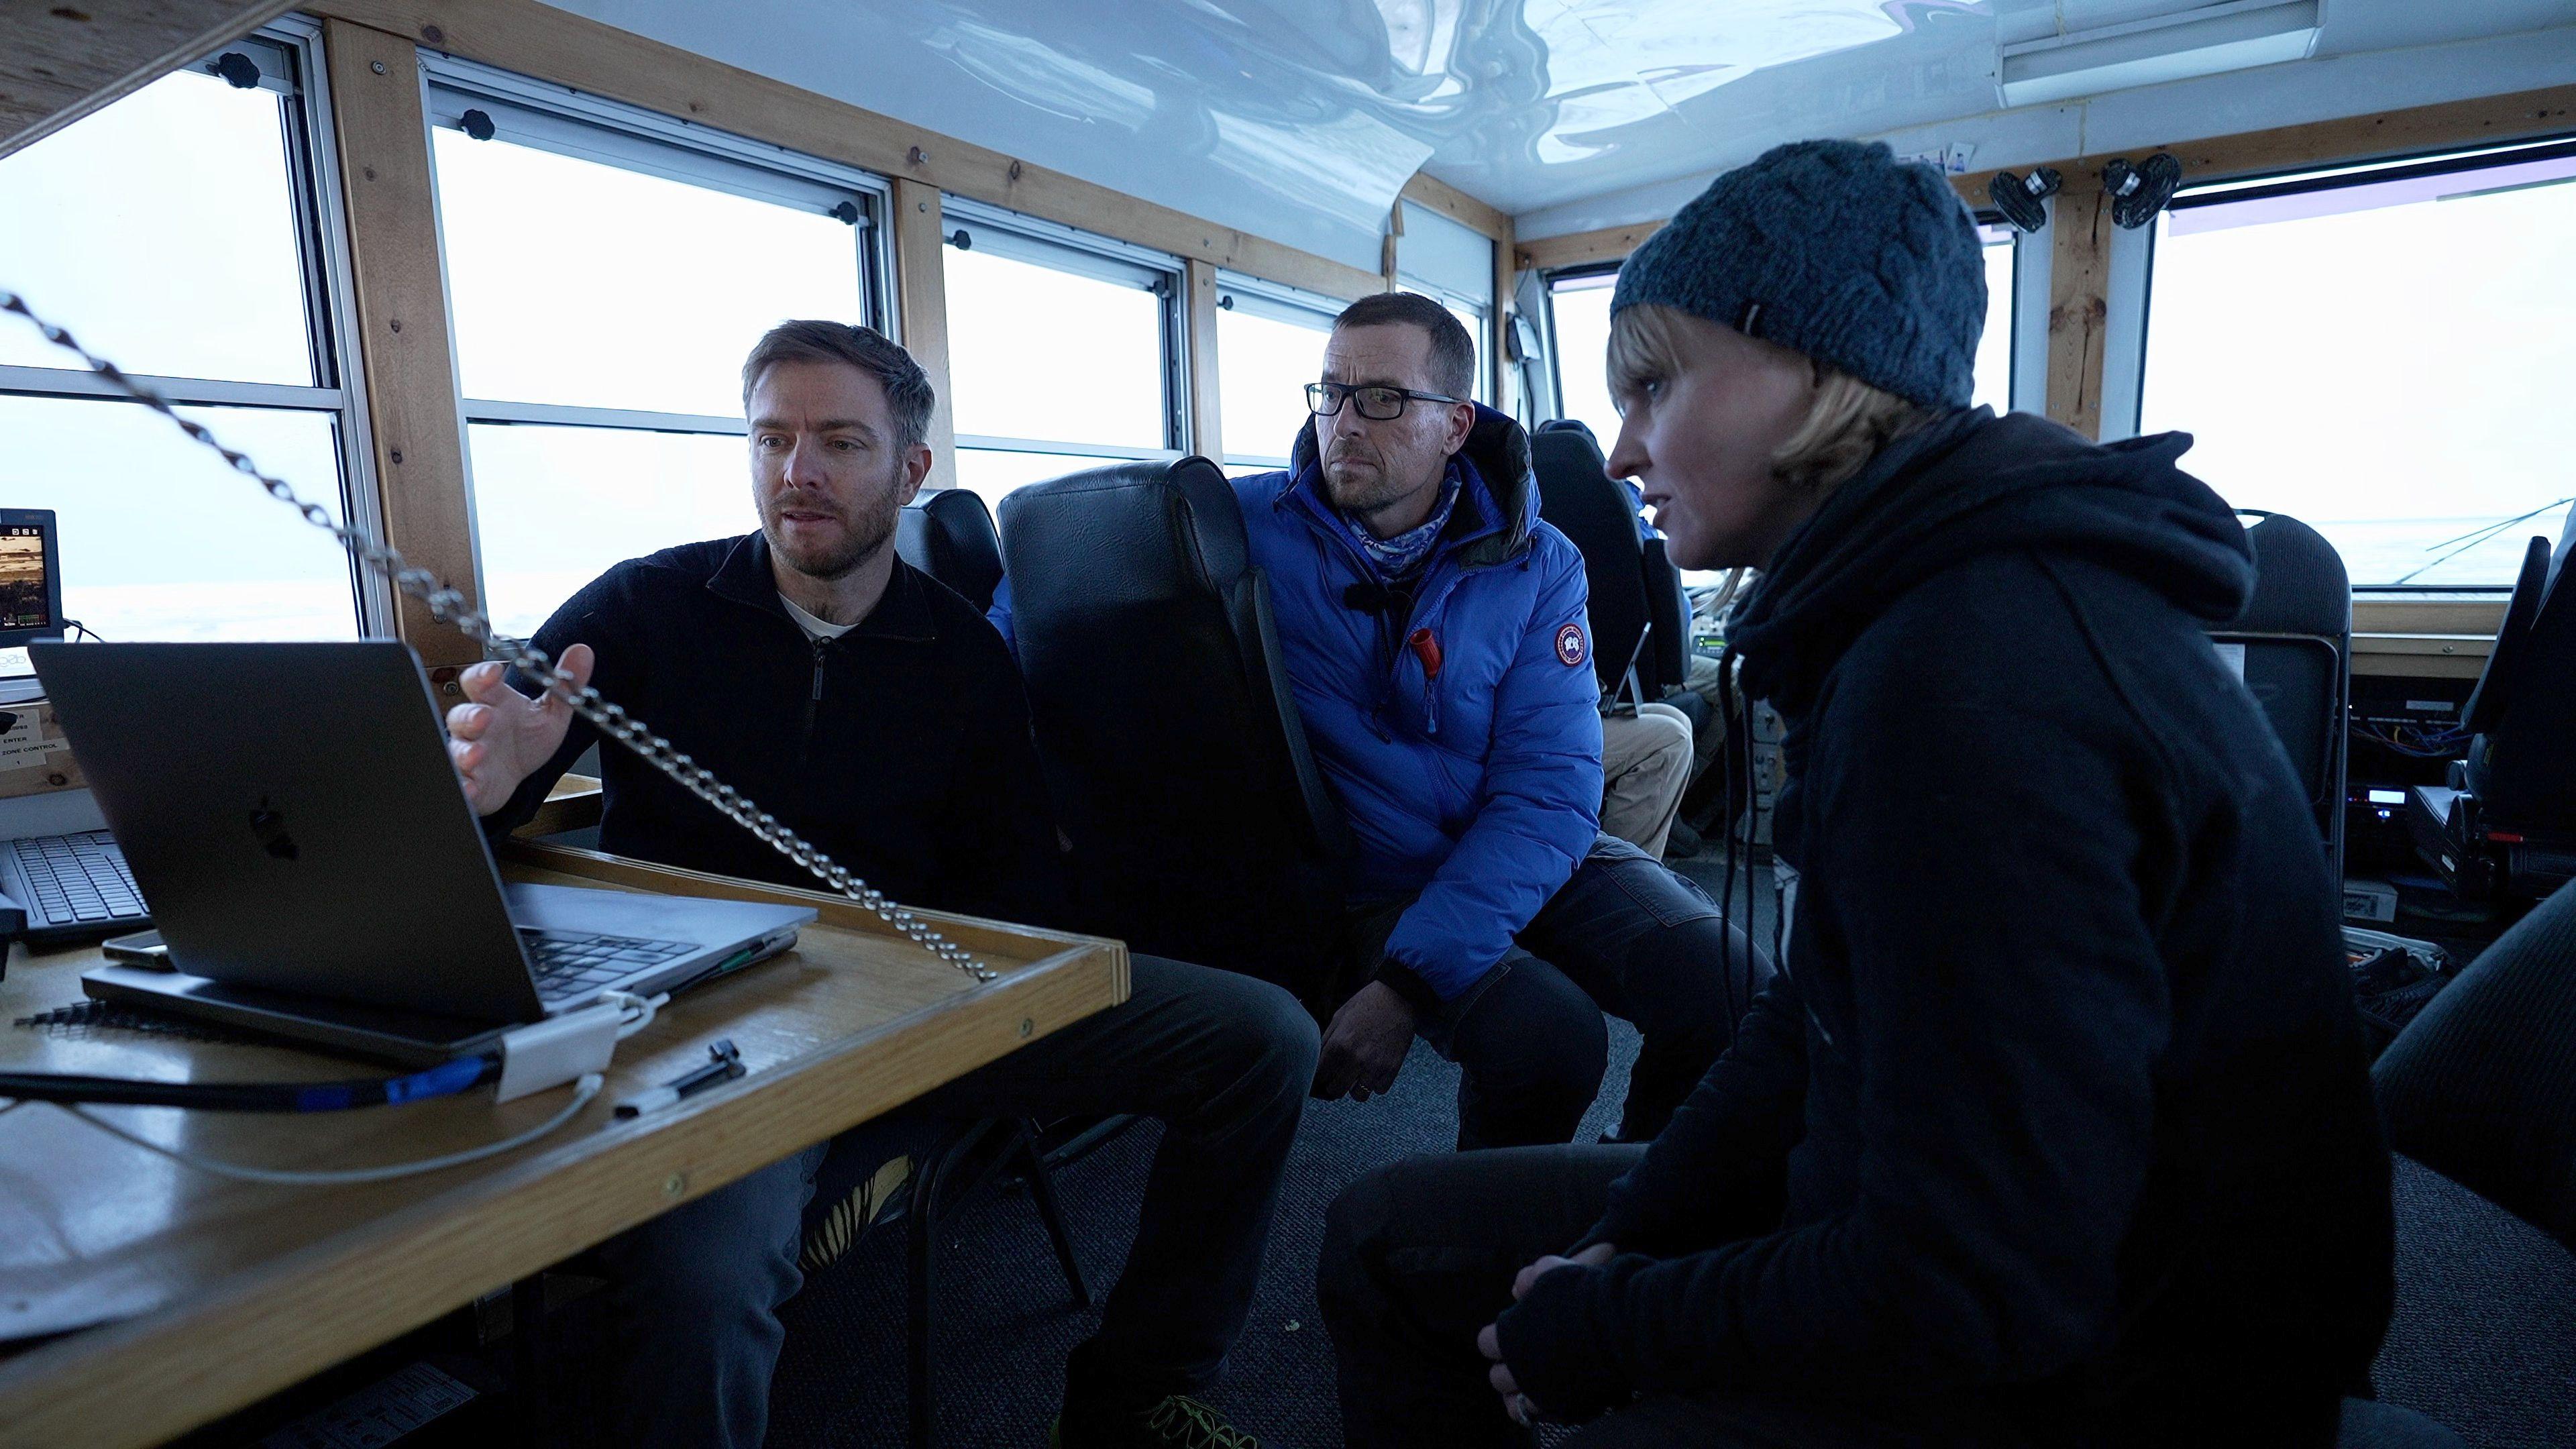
[0,511,64,684]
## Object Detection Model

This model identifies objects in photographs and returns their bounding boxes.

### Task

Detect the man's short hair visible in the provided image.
[741,321,936,452]
[1332,292,1477,400]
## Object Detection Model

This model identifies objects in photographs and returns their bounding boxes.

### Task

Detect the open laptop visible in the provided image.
[32,641,817,1065]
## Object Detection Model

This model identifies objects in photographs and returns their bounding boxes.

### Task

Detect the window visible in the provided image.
[1546,269,1619,449]
[2139,141,2576,587]
[1972,223,2017,415]
[1395,199,1496,402]
[943,211,1182,523]
[0,25,374,661]
[1216,280,1339,470]
[425,61,883,637]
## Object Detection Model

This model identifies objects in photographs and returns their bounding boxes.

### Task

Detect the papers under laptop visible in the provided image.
[32,641,816,1066]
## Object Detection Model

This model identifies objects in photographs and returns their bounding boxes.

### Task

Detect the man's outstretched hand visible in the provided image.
[445,643,594,817]
[1314,979,1416,1102]
[1477,1240,1616,1427]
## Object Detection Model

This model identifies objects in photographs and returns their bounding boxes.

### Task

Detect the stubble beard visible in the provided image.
[763,464,901,582]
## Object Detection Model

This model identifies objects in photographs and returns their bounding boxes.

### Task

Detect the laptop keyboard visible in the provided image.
[13,830,148,928]
[521,929,697,1001]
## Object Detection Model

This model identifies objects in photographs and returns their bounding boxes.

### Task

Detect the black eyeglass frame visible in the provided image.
[1305,381,1468,421]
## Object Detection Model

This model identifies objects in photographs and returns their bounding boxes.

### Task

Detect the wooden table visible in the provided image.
[0,840,1126,1448]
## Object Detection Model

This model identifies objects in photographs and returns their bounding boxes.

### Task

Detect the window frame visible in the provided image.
[1393,274,1493,405]
[2123,132,2576,594]
[422,50,894,444]
[940,196,1189,476]
[1212,270,1344,472]
[0,14,394,646]
[1538,262,1621,439]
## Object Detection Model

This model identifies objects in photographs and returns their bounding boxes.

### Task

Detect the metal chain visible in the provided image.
[0,289,996,984]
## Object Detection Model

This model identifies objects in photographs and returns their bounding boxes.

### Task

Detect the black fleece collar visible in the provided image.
[704,529,940,643]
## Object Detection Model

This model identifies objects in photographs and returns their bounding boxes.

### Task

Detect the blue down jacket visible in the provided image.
[1240,407,1601,1002]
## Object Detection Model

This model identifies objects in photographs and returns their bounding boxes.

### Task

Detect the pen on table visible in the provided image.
[614,1038,746,1118]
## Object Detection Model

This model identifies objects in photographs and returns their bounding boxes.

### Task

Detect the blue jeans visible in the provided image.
[1356,835,1769,1150]
[586,953,1320,1448]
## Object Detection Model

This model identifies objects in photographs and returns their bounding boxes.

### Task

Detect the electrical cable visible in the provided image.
[602,987,665,1041]
[54,1073,604,1186]
[0,1055,496,1110]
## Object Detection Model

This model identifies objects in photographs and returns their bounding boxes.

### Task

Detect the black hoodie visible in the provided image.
[1495,409,2394,1443]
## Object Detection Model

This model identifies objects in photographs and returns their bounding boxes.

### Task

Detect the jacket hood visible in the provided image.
[1287,402,1538,564]
[1730,407,2253,716]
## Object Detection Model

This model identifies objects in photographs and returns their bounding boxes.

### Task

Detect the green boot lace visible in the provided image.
[1140,1395,1258,1449]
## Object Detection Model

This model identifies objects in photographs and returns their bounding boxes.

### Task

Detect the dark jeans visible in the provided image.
[587,953,1320,1448]
[1357,835,1766,1150]
[1318,1146,2035,1448]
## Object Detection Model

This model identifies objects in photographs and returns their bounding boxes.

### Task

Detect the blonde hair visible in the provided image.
[1606,303,1933,494]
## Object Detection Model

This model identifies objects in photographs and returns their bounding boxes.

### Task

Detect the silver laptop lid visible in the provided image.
[34,641,547,1024]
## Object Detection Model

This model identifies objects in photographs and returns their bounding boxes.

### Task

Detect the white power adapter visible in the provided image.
[494,1000,625,1103]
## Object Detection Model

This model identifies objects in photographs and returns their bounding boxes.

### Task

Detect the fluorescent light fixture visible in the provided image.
[2000,0,2322,108]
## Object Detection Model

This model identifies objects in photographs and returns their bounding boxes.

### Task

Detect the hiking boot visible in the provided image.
[1051,1394,1259,1449]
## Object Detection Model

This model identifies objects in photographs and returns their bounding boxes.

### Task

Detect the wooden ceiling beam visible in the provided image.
[1,0,297,160]
[1401,171,1512,242]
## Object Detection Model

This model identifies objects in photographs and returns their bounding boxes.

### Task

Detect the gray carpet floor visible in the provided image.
[763,852,2576,1448]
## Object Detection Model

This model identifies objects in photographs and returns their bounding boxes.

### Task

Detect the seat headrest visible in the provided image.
[2230,512,2351,637]
[1535,417,1604,450]
[896,486,1004,612]
[998,457,1248,611]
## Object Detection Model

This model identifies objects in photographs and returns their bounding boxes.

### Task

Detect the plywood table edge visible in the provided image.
[0,883,1127,1448]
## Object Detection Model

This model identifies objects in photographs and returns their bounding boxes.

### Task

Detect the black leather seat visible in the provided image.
[2210,511,2351,875]
[896,486,1004,612]
[1643,534,1693,697]
[999,457,1350,1011]
[1532,419,1653,702]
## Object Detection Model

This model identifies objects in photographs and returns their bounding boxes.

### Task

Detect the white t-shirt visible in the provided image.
[778,592,858,641]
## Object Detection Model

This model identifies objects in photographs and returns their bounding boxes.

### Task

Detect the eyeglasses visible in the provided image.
[1305,381,1465,421]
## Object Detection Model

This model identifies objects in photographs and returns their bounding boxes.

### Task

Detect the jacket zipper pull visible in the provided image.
[1408,627,1442,735]
[810,639,828,700]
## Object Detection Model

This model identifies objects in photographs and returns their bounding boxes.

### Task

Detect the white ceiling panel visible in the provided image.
[533,1,2576,262]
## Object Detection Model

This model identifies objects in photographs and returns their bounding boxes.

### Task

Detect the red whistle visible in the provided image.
[1408,627,1443,680]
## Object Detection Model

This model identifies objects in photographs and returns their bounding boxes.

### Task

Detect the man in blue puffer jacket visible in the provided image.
[1002,292,1758,1148]
[1200,296,1762,1150]
[1244,293,1758,1150]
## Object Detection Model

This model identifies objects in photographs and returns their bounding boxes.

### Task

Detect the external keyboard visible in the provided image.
[521,929,696,1000]
[11,830,148,930]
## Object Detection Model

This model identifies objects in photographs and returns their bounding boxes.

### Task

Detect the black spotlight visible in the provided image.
[2103,153,2184,229]
[1989,167,2061,234]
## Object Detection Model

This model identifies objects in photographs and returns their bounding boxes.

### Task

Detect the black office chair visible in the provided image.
[860,482,1105,1448]
[2211,511,2351,878]
[1532,419,1654,703]
[1000,455,1351,1012]
[896,487,1006,613]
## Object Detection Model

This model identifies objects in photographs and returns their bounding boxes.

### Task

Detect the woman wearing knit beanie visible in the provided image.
[1319,140,2394,1447]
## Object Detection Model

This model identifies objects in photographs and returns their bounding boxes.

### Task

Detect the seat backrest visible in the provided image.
[2374,877,2576,1252]
[2468,521,2576,827]
[2210,511,2351,877]
[999,458,1349,1010]
[1530,421,1648,698]
[896,487,1004,612]
[1641,536,1692,698]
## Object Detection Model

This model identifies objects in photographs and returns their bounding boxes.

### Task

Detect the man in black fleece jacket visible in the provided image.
[453,321,1313,1449]
[1318,141,2392,1446]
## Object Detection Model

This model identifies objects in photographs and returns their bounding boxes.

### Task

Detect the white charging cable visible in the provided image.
[60,1073,603,1186]
[40,989,669,1187]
